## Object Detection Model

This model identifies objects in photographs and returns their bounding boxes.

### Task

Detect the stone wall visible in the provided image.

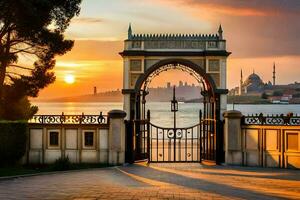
[223,110,300,169]
[25,110,126,165]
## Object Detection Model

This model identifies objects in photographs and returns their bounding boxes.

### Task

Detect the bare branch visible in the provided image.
[10,41,47,55]
[0,23,10,40]
[0,23,15,44]
[5,74,16,81]
[8,64,33,71]
[11,48,36,54]
[5,71,22,76]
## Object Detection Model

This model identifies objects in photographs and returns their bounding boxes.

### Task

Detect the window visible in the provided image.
[130,60,142,71]
[131,41,141,49]
[49,131,59,146]
[208,59,220,72]
[208,41,217,48]
[84,132,94,147]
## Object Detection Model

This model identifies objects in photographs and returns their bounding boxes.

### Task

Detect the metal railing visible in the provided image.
[242,113,300,125]
[29,112,108,124]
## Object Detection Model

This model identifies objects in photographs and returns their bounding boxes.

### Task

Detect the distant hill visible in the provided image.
[36,84,202,102]
[227,95,270,104]
[39,91,122,102]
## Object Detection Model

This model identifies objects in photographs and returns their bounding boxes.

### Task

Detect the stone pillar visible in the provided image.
[223,110,243,165]
[220,57,227,120]
[123,94,130,120]
[123,57,130,120]
[108,110,127,165]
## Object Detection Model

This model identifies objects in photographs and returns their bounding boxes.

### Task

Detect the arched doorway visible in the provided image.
[121,25,230,164]
[132,59,220,163]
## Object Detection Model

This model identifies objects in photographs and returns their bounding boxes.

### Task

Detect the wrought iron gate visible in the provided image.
[149,120,201,162]
[126,85,223,164]
[131,110,217,163]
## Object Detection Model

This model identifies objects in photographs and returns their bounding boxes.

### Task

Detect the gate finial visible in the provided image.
[128,23,132,39]
[218,24,223,40]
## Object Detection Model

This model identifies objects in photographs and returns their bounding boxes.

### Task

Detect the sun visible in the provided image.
[64,74,75,84]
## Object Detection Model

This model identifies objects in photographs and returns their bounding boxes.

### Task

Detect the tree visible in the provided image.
[261,92,269,99]
[293,93,300,98]
[0,0,82,120]
[272,90,283,97]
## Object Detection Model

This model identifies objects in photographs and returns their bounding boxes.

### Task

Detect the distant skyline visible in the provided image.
[37,0,300,99]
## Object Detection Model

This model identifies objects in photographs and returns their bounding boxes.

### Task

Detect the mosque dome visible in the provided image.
[244,73,264,86]
[242,72,265,93]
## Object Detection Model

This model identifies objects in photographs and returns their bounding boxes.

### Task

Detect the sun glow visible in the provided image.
[64,74,75,84]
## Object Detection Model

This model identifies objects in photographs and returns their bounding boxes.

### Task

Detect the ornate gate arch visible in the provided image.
[121,25,230,164]
[134,58,217,94]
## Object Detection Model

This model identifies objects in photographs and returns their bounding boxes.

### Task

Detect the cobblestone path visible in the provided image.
[0,163,300,200]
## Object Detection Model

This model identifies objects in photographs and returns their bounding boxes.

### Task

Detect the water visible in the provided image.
[33,102,300,127]
[34,102,123,115]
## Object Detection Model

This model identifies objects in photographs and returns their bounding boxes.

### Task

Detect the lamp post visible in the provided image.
[171,86,178,161]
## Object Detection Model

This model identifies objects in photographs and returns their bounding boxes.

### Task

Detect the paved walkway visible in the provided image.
[0,163,300,200]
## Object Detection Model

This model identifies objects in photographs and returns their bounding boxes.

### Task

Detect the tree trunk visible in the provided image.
[0,30,11,101]
[0,62,7,100]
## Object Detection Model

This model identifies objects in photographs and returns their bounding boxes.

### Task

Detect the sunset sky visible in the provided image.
[38,0,300,99]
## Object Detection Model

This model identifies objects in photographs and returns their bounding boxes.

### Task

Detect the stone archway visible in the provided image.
[120,25,230,164]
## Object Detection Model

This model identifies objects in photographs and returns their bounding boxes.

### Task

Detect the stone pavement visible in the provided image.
[0,163,300,200]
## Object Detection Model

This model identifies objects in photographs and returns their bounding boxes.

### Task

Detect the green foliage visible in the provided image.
[293,93,300,98]
[0,122,27,166]
[0,94,38,120]
[227,95,270,104]
[0,0,82,120]
[261,92,269,99]
[272,90,283,96]
[52,157,72,171]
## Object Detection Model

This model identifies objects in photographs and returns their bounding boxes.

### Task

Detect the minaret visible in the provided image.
[128,23,132,39]
[273,62,276,85]
[94,86,97,95]
[218,24,223,40]
[239,69,243,95]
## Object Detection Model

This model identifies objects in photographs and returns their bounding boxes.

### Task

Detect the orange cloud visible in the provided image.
[60,40,123,61]
[153,0,277,16]
[200,4,270,17]
[72,17,104,24]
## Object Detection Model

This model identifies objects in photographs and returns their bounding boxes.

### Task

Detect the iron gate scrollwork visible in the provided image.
[149,118,201,162]
[133,109,218,163]
[132,86,219,163]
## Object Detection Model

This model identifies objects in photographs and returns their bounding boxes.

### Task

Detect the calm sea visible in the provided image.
[33,102,300,127]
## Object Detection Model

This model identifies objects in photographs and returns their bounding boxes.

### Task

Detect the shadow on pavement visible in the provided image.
[119,164,294,200]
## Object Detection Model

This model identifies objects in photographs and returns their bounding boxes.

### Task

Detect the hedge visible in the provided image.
[0,121,27,166]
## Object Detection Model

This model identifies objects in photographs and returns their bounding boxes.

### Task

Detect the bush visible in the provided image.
[52,157,72,171]
[293,93,300,98]
[0,95,38,121]
[261,92,269,99]
[272,90,283,96]
[0,122,27,166]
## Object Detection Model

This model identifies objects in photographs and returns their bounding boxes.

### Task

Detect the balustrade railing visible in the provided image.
[242,113,300,125]
[29,112,108,124]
